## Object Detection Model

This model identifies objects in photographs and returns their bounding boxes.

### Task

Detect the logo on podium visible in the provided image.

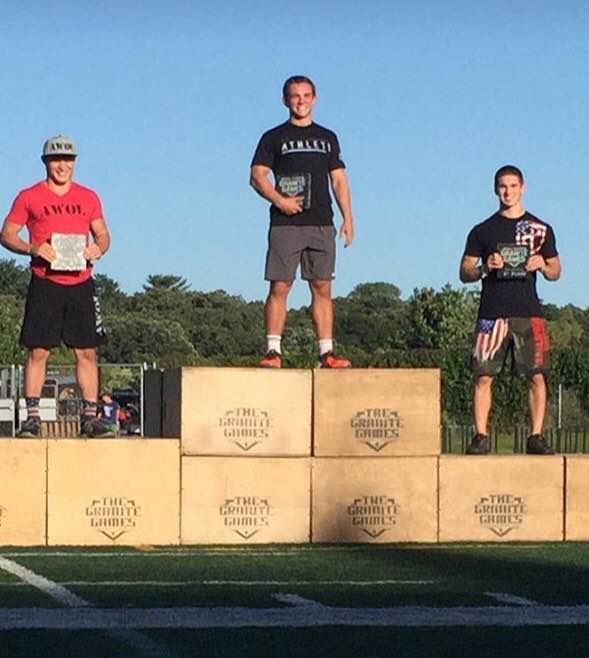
[219,407,271,451]
[219,496,271,540]
[85,496,142,541]
[350,408,403,452]
[474,493,528,537]
[347,495,400,538]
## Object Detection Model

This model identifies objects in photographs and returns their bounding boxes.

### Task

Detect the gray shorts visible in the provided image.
[265,225,337,281]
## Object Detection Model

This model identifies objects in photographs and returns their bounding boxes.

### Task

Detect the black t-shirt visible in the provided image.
[464,211,558,319]
[251,121,345,226]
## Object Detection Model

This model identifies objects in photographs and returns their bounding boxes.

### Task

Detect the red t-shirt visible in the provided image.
[5,181,104,285]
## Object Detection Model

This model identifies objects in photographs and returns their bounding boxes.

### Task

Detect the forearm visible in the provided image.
[250,172,283,207]
[0,227,33,256]
[460,260,485,283]
[93,231,110,257]
[331,176,354,223]
[541,260,561,281]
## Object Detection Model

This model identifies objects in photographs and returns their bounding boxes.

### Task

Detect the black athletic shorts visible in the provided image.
[20,276,107,349]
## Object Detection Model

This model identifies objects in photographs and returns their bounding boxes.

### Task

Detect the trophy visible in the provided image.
[496,243,529,280]
[50,233,87,271]
[276,173,311,210]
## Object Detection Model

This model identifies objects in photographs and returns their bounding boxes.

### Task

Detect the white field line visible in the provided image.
[0,579,434,587]
[485,592,538,606]
[3,604,589,629]
[0,556,177,658]
[0,556,90,607]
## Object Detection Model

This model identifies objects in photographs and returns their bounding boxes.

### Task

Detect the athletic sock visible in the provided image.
[318,339,334,356]
[25,397,40,420]
[266,335,282,354]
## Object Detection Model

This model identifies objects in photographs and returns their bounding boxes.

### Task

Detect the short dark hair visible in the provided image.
[494,165,524,191]
[282,75,316,98]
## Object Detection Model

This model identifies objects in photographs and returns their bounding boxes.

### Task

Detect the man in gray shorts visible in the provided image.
[250,75,355,368]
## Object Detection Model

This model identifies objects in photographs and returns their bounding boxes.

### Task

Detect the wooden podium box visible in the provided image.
[0,439,46,546]
[47,439,180,546]
[181,457,310,544]
[313,369,440,456]
[439,456,564,542]
[163,368,311,456]
[311,457,438,543]
[565,456,589,541]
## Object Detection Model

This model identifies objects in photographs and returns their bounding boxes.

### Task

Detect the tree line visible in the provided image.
[1,258,589,427]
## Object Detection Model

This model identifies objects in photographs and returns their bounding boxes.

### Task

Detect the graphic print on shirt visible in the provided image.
[515,218,547,256]
[43,203,86,217]
[280,138,333,155]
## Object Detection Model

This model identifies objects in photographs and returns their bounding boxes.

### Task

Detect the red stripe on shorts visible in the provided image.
[530,317,549,367]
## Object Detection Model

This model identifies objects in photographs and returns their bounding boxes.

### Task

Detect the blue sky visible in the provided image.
[1,1,588,308]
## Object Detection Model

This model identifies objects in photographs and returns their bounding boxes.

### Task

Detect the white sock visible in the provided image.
[318,339,333,356]
[267,335,282,354]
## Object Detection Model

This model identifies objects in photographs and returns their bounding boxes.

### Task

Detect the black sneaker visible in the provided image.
[16,417,41,438]
[79,419,116,438]
[526,434,555,455]
[465,433,490,455]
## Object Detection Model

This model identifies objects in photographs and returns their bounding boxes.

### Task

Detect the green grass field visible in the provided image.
[2,544,589,657]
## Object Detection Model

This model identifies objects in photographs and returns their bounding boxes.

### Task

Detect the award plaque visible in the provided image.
[276,173,311,210]
[496,243,529,280]
[51,233,87,271]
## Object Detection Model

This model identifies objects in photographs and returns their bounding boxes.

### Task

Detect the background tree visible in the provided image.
[101,314,198,368]
[0,259,30,297]
[1,257,588,428]
[0,296,25,363]
[143,274,190,292]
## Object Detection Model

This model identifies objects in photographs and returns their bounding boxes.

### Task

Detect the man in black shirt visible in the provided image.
[250,75,355,368]
[460,165,561,455]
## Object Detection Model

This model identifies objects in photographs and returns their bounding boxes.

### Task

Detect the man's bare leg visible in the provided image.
[74,347,114,436]
[260,281,292,367]
[473,375,493,435]
[528,373,547,435]
[466,375,494,454]
[73,347,99,402]
[19,347,50,433]
[308,279,333,339]
[525,373,555,453]
[264,280,293,336]
[23,348,50,398]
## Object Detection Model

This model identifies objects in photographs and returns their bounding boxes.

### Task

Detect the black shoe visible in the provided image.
[466,433,490,455]
[16,417,41,438]
[526,434,555,455]
[79,419,116,438]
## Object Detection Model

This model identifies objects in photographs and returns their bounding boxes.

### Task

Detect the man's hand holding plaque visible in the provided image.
[276,173,312,213]
[494,243,530,280]
[50,233,87,271]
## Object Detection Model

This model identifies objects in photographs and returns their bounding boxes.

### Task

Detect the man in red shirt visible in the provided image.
[1,135,113,437]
